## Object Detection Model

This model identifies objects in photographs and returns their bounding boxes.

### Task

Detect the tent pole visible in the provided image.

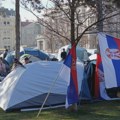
[36,64,65,118]
[21,104,65,112]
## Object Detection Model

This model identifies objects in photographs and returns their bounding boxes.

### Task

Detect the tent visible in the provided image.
[19,54,41,64]
[0,61,90,111]
[5,48,49,66]
[57,45,89,62]
[89,54,97,60]
[86,49,97,56]
[20,47,49,60]
[85,60,120,100]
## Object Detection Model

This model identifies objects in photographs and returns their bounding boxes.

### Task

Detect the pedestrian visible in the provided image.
[60,48,67,60]
[3,49,8,59]
[0,57,7,77]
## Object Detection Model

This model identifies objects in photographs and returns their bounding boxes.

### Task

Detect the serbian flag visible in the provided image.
[95,54,110,100]
[95,54,101,98]
[60,44,79,108]
[95,54,110,99]
[98,33,120,89]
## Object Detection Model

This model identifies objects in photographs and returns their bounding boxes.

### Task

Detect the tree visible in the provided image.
[112,0,120,7]
[20,0,120,111]
[20,0,120,47]
[15,0,20,59]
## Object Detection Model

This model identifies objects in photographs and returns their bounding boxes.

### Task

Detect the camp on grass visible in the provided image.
[0,33,120,120]
[0,100,120,120]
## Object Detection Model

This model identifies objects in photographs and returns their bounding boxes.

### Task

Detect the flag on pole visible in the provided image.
[95,53,109,99]
[95,53,110,100]
[95,54,101,98]
[98,33,120,89]
[61,45,79,108]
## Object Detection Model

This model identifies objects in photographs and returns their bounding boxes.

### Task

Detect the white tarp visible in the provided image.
[0,61,84,111]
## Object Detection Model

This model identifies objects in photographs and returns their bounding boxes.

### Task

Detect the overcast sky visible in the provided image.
[1,0,42,21]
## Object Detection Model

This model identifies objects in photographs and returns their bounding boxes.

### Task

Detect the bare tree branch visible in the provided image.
[75,11,120,45]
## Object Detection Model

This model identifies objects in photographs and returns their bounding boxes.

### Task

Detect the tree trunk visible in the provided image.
[70,0,75,46]
[15,0,20,59]
[96,0,103,32]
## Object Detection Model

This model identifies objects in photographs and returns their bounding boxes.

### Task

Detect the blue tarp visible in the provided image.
[5,48,49,65]
[20,48,49,60]
[84,60,96,98]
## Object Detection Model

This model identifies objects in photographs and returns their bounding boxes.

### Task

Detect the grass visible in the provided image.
[0,100,120,120]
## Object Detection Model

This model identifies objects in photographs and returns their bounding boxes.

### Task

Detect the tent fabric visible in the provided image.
[20,48,49,60]
[20,54,41,64]
[5,48,49,66]
[80,72,92,100]
[57,45,89,62]
[85,60,120,100]
[84,60,97,98]
[0,61,86,111]
[5,52,14,66]
[89,54,97,60]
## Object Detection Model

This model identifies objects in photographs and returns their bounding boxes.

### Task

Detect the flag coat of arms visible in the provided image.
[96,53,120,100]
[98,33,120,89]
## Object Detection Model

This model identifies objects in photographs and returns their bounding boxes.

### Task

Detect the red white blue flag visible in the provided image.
[62,45,79,108]
[96,53,120,100]
[95,54,111,100]
[95,54,101,98]
[98,33,120,89]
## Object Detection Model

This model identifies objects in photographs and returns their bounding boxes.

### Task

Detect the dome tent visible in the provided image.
[19,47,49,60]
[5,47,49,66]
[0,61,90,111]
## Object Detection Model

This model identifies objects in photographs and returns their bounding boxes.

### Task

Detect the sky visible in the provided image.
[1,0,50,21]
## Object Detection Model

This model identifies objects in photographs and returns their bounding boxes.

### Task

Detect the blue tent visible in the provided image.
[80,74,92,100]
[84,60,96,98]
[5,52,14,66]
[84,60,120,100]
[20,48,49,60]
[5,48,49,66]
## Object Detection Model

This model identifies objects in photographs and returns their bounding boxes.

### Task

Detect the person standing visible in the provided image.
[61,48,67,61]
[0,57,6,77]
[3,49,8,59]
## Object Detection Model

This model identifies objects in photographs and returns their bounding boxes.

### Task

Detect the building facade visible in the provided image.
[36,35,48,51]
[21,21,42,48]
[0,8,15,51]
[38,2,120,52]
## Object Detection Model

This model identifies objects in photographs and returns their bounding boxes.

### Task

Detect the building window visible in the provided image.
[4,46,10,50]
[4,46,7,49]
[7,21,10,24]
[4,21,6,25]
[3,37,6,40]
[8,46,10,50]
